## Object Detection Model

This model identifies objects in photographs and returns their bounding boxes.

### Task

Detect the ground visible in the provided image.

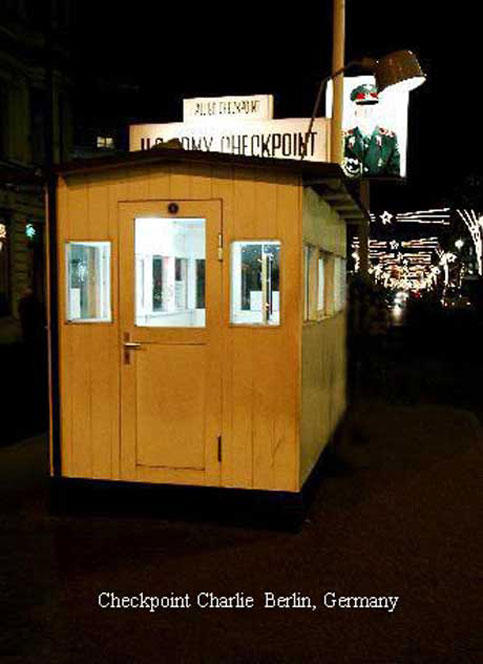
[1,308,482,663]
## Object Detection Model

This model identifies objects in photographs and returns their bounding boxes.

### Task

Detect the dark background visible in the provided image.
[70,1,480,212]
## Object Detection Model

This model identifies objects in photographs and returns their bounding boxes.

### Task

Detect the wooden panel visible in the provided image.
[126,167,151,200]
[300,185,348,486]
[272,173,301,491]
[135,345,206,469]
[59,178,93,478]
[300,312,347,484]
[87,175,114,479]
[64,174,89,241]
[56,171,124,481]
[188,163,213,199]
[69,326,92,477]
[107,171,126,479]
[212,167,238,487]
[303,187,346,257]
[220,168,301,492]
[226,170,257,488]
[169,162,191,200]
[252,172,279,490]
[147,166,170,200]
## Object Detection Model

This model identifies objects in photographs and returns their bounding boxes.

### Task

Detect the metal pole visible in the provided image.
[45,0,61,476]
[358,179,370,277]
[331,0,345,164]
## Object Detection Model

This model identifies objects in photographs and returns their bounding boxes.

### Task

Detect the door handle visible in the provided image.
[123,340,143,365]
[123,342,143,349]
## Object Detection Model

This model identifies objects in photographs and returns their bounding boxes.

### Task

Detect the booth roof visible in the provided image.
[55,147,368,224]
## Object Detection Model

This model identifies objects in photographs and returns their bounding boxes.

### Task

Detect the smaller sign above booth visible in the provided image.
[183,94,274,123]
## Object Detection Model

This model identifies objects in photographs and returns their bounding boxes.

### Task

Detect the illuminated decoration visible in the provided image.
[25,223,36,240]
[351,250,360,272]
[456,209,483,276]
[371,209,451,226]
[0,223,6,252]
[401,237,440,249]
[395,208,451,225]
[436,250,457,286]
[354,206,483,289]
[352,235,444,291]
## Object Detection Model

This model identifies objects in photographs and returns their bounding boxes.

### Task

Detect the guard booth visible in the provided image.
[47,148,366,497]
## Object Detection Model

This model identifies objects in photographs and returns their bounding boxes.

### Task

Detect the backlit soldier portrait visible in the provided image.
[342,83,401,179]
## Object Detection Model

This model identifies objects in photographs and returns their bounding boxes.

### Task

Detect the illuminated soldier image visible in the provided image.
[342,83,401,178]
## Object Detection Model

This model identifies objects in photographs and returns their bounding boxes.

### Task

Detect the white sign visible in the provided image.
[130,118,330,161]
[183,95,274,122]
[326,75,409,179]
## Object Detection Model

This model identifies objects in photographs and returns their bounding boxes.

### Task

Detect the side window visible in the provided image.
[304,245,328,320]
[231,241,280,326]
[333,256,347,313]
[304,246,344,320]
[304,245,316,321]
[317,253,326,314]
[66,242,111,322]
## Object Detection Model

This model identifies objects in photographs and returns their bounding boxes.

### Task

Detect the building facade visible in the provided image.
[0,0,73,331]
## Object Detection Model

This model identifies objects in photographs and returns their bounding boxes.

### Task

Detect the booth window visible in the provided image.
[317,254,325,313]
[304,245,324,321]
[135,217,206,327]
[231,241,280,325]
[66,242,111,322]
[305,246,340,320]
[334,256,347,312]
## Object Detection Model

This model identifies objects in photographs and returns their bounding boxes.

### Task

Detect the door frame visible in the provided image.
[118,199,223,487]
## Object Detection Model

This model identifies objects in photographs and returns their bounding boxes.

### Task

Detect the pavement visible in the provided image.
[1,316,482,663]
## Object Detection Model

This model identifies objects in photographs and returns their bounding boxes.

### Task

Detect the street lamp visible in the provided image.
[300,49,425,160]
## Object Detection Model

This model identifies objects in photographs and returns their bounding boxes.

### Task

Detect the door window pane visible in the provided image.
[66,242,111,322]
[152,256,165,311]
[135,218,205,327]
[231,241,280,325]
[196,259,205,309]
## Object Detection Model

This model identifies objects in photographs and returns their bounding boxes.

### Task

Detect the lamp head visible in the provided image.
[374,50,426,95]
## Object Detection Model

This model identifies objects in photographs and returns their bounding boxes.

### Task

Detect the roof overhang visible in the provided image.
[55,147,369,222]
[304,177,369,225]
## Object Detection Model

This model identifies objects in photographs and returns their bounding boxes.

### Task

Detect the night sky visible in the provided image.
[71,1,480,213]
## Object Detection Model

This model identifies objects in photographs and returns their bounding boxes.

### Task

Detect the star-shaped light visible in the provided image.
[380,211,393,225]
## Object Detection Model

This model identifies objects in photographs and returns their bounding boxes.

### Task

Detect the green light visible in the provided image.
[25,223,36,239]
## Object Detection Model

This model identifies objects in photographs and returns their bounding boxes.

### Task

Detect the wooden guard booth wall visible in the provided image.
[48,149,366,495]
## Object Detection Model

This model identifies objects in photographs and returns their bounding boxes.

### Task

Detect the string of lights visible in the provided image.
[353,207,481,290]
